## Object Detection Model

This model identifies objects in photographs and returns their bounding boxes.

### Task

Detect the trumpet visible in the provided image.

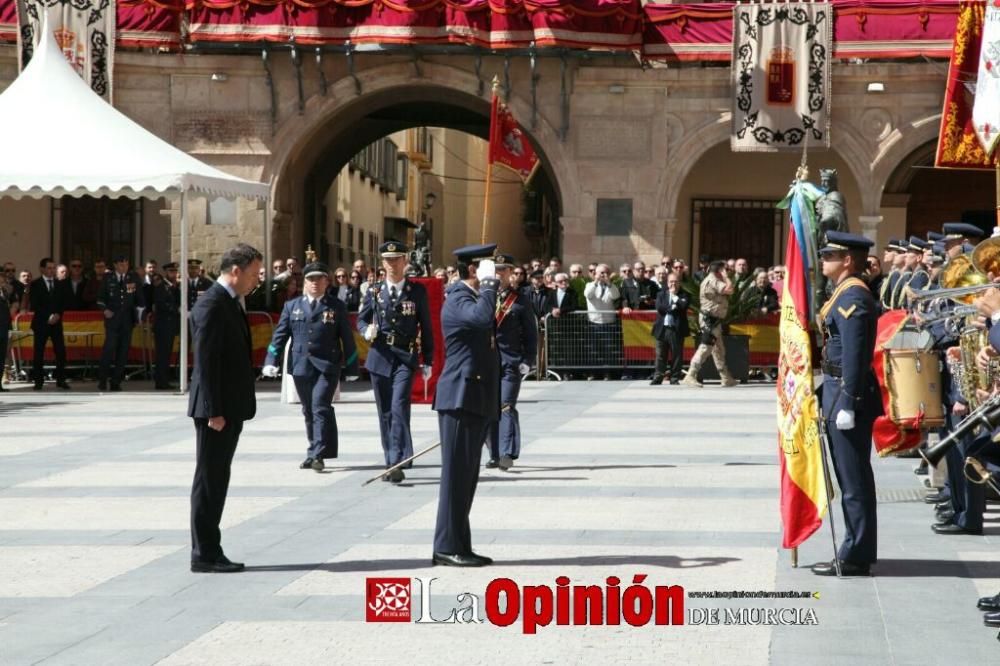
[913,304,979,326]
[963,456,1000,497]
[909,282,997,306]
[921,393,1000,467]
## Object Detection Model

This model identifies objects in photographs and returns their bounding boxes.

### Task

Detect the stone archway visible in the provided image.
[263,61,575,259]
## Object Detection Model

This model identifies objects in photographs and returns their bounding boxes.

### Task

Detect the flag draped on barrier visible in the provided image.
[731,2,832,152]
[775,178,827,549]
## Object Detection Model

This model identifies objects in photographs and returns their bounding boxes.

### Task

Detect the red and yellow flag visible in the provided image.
[488,93,540,183]
[776,188,827,549]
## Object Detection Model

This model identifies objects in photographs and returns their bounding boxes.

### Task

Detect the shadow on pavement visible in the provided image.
[872,558,1000,578]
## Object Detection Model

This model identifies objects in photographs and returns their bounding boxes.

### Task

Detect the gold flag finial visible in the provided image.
[491,75,501,99]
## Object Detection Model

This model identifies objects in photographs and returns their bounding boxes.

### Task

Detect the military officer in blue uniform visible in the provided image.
[187,259,213,310]
[263,262,358,472]
[432,244,501,567]
[153,262,181,390]
[942,221,985,259]
[812,231,882,577]
[879,239,907,310]
[97,255,145,392]
[357,240,435,483]
[897,236,930,309]
[485,253,538,471]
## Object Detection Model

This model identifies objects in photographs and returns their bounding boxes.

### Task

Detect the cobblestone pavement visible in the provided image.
[0,379,998,665]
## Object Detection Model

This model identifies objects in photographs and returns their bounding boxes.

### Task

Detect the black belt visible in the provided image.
[377,332,415,353]
[822,362,842,378]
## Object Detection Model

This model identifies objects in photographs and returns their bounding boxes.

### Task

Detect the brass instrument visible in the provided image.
[963,457,1000,497]
[910,236,1000,306]
[957,326,989,409]
[921,393,1000,466]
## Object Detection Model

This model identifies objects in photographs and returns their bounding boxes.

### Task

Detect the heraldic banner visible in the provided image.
[731,2,832,153]
[16,0,115,102]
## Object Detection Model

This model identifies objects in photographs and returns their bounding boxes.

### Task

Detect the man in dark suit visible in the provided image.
[432,243,501,567]
[524,269,550,320]
[263,262,359,471]
[142,260,159,309]
[153,262,182,390]
[548,273,578,318]
[0,272,15,391]
[357,240,435,483]
[64,259,87,310]
[650,273,690,385]
[96,256,145,392]
[486,254,537,471]
[188,243,262,574]
[29,257,70,390]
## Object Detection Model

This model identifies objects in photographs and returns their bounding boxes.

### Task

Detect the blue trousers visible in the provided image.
[434,409,489,555]
[487,364,522,460]
[153,322,178,385]
[370,362,416,467]
[293,365,339,459]
[821,392,877,564]
[99,317,133,386]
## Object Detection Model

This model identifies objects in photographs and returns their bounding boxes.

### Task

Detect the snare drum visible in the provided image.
[884,348,945,429]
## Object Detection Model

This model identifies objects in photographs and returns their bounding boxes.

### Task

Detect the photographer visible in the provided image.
[682,260,737,387]
[583,264,620,380]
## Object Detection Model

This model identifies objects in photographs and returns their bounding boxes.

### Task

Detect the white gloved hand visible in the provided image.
[519,363,530,376]
[835,409,855,431]
[477,259,496,280]
[345,375,359,382]
[422,365,433,381]
[261,365,279,378]
[363,323,378,342]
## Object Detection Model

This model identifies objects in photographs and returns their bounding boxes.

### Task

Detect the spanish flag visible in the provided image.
[776,180,827,549]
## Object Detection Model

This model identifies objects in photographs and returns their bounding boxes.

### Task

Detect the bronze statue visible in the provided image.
[409,222,432,277]
[815,168,848,245]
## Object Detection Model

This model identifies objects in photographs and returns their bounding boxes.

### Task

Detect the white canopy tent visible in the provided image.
[0,23,271,392]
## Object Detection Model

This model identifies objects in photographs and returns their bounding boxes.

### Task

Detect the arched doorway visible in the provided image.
[269,82,564,268]
[883,140,995,238]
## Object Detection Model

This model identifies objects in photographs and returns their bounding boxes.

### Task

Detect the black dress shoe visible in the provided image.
[935,510,955,522]
[985,610,1000,627]
[810,559,870,576]
[485,459,499,469]
[311,458,325,472]
[191,556,245,573]
[56,381,70,390]
[499,455,514,471]
[469,552,493,565]
[389,468,405,484]
[432,552,486,567]
[914,461,928,475]
[924,492,948,504]
[669,379,679,385]
[299,458,314,469]
[978,593,1000,611]
[33,383,42,391]
[932,522,982,535]
[649,376,664,386]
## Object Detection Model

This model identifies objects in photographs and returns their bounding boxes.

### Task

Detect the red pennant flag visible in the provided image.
[488,93,540,183]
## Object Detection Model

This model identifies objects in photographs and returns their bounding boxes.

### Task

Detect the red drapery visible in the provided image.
[118,0,185,49]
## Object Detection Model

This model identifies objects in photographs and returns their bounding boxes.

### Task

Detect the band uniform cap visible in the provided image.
[494,253,516,268]
[187,258,203,266]
[453,243,498,263]
[942,222,985,240]
[820,231,874,254]
[926,231,944,242]
[529,268,545,278]
[907,236,929,252]
[162,262,178,270]
[379,240,408,258]
[886,238,907,252]
[302,262,330,279]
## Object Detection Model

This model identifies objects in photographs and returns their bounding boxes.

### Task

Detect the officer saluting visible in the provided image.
[263,262,358,472]
[153,262,182,390]
[357,240,435,483]
[486,253,537,470]
[433,244,501,567]
[812,231,882,577]
[97,255,145,392]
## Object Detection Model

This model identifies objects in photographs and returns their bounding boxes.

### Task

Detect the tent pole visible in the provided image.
[179,193,189,394]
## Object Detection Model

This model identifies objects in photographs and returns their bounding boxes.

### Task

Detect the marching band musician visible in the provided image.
[942,222,986,259]
[880,239,907,310]
[811,231,882,577]
[897,236,931,309]
[485,253,537,471]
[432,244,501,567]
[357,241,435,484]
[262,262,359,472]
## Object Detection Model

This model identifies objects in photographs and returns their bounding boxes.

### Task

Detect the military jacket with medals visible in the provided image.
[357,278,434,374]
[265,294,358,378]
[97,270,145,324]
[187,276,214,310]
[820,275,882,420]
[495,285,538,368]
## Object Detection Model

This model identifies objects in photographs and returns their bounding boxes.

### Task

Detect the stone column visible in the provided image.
[858,215,882,244]
[663,217,678,257]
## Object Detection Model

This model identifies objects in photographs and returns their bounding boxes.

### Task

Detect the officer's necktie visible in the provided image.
[390,285,397,305]
[46,278,52,293]
[119,274,125,287]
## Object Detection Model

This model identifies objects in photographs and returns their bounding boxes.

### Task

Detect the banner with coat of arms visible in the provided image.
[731,2,832,153]
[16,0,115,102]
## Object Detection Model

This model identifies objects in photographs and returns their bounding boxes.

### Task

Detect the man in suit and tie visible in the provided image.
[97,256,145,392]
[188,243,262,574]
[650,272,690,385]
[263,261,359,471]
[357,240,435,483]
[29,258,70,390]
[432,243,501,567]
[548,272,578,319]
[142,260,159,310]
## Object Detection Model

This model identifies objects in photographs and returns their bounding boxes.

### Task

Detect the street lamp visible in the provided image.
[423,192,437,210]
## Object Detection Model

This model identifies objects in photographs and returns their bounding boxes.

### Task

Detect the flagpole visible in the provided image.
[481,160,494,244]
[482,76,500,244]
